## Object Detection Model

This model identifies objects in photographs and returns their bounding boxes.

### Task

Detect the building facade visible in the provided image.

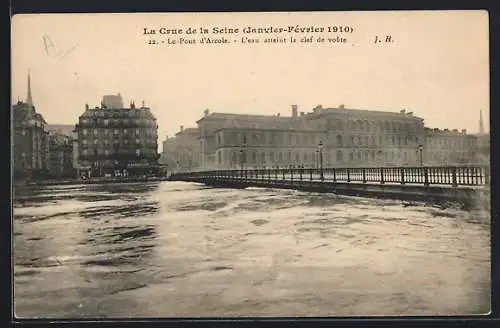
[48,132,75,179]
[74,95,159,177]
[198,105,428,169]
[192,105,487,169]
[422,128,478,165]
[160,126,201,171]
[12,74,50,180]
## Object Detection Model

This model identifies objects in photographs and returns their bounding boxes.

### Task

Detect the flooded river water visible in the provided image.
[13,181,490,318]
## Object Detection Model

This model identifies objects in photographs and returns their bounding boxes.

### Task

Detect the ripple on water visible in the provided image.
[12,181,491,317]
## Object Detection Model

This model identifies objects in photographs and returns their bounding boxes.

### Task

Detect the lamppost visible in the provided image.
[418,144,424,167]
[318,141,324,181]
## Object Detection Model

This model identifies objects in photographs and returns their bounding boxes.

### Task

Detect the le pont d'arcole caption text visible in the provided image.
[142,25,355,46]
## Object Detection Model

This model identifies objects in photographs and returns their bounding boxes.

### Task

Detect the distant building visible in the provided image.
[74,95,159,177]
[160,126,201,171]
[47,124,75,137]
[473,110,490,164]
[102,93,125,109]
[12,73,50,180]
[423,128,477,165]
[48,132,75,178]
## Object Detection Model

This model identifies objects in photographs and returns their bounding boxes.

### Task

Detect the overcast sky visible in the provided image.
[12,11,489,149]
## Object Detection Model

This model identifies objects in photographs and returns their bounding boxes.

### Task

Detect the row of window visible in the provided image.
[426,138,477,149]
[217,149,475,165]
[326,118,421,134]
[83,109,151,119]
[81,128,156,137]
[81,138,147,145]
[217,132,425,148]
[81,149,156,156]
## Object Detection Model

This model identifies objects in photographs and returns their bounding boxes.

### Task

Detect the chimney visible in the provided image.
[339,104,345,109]
[400,109,406,114]
[300,112,305,116]
[85,103,89,110]
[407,112,413,116]
[452,129,458,132]
[277,113,280,117]
[291,105,298,118]
[204,109,210,117]
[130,101,135,109]
[180,125,184,132]
[462,129,467,134]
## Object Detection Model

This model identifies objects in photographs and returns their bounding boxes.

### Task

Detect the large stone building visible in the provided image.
[197,105,427,169]
[12,74,50,180]
[160,126,201,170]
[163,105,488,170]
[74,94,159,177]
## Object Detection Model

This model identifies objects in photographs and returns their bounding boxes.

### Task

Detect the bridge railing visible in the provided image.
[169,166,490,187]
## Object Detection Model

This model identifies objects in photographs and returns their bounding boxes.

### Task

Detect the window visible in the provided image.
[93,139,98,145]
[104,140,109,145]
[304,152,308,161]
[93,129,98,136]
[336,135,342,146]
[83,129,88,135]
[136,149,141,156]
[136,138,140,144]
[82,140,88,145]
[114,129,119,135]
[136,129,140,135]
[104,119,109,126]
[124,129,128,135]
[105,149,110,156]
[337,150,343,162]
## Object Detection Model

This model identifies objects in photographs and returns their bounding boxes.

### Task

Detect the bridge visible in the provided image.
[169,166,490,209]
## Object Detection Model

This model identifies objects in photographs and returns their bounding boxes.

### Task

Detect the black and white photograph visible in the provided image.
[11,11,490,318]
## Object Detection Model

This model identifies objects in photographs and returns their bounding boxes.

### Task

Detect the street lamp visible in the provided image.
[318,141,324,181]
[418,144,424,167]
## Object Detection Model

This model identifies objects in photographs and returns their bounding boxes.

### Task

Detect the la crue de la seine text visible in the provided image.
[143,25,354,35]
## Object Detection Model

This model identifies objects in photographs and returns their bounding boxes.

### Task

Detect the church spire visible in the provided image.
[479,110,485,134]
[26,71,33,106]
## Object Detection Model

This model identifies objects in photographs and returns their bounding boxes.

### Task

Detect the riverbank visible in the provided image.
[13,176,169,188]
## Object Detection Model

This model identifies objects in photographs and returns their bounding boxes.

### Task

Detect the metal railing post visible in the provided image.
[452,167,458,187]
[424,167,429,186]
[380,167,384,184]
[400,167,405,185]
[347,168,350,182]
[362,168,366,183]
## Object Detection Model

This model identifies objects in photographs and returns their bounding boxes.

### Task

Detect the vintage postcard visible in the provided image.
[11,11,490,318]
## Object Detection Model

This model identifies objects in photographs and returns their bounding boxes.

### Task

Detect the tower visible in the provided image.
[479,110,485,134]
[26,71,33,107]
